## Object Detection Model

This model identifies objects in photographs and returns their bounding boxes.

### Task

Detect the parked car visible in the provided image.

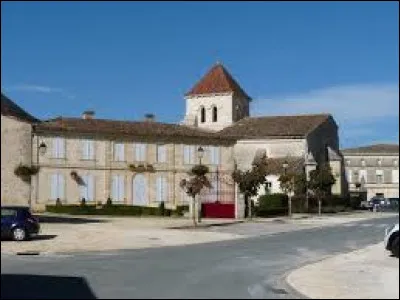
[1,206,40,241]
[384,223,399,258]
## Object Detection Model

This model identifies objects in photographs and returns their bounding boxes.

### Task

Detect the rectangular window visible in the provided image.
[183,145,195,164]
[346,170,352,183]
[135,143,147,161]
[82,139,95,160]
[359,169,367,183]
[52,137,65,158]
[209,146,220,165]
[112,175,125,202]
[50,173,65,200]
[156,176,168,202]
[392,170,399,184]
[376,170,384,184]
[157,145,167,163]
[80,174,95,201]
[114,142,125,161]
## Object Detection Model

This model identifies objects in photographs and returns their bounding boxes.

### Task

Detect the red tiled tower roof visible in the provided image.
[185,63,251,100]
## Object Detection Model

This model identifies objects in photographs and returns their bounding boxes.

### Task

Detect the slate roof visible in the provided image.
[219,114,332,139]
[185,63,251,100]
[265,157,305,174]
[341,144,399,155]
[1,93,39,123]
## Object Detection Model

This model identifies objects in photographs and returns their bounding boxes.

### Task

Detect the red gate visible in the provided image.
[200,171,235,218]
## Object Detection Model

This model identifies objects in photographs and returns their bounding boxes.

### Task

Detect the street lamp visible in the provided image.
[197,146,204,165]
[38,142,47,156]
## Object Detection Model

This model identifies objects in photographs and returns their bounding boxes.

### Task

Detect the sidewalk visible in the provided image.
[286,242,399,299]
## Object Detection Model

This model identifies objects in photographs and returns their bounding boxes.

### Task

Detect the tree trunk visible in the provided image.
[192,196,197,227]
[318,198,322,216]
[247,195,252,220]
[288,194,292,217]
[305,192,309,213]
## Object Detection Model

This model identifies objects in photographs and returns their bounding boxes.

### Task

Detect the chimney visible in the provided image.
[82,110,95,120]
[144,113,155,122]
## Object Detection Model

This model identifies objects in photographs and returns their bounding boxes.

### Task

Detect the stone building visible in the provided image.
[1,62,345,216]
[342,144,399,200]
[1,93,39,206]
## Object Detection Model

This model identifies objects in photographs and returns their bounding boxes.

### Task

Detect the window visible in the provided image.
[346,160,351,166]
[361,159,366,167]
[80,174,95,201]
[346,170,353,183]
[1,208,17,217]
[113,142,125,161]
[394,159,398,167]
[52,137,65,158]
[112,175,125,202]
[200,107,206,123]
[135,143,147,161]
[82,139,95,160]
[376,170,384,184]
[377,159,382,166]
[212,106,218,122]
[359,169,367,183]
[183,145,195,164]
[209,146,220,165]
[156,176,168,202]
[157,144,167,163]
[50,173,65,200]
[392,170,399,183]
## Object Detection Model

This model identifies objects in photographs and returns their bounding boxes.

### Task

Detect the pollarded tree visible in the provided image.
[308,163,336,215]
[180,164,212,227]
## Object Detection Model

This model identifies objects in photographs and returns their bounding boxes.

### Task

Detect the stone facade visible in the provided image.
[1,115,33,206]
[342,145,399,200]
[31,133,236,211]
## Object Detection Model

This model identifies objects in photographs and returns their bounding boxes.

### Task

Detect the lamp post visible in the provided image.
[196,146,205,223]
[31,138,47,209]
[197,146,204,165]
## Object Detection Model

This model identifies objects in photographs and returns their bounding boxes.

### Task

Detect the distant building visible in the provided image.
[1,62,345,217]
[342,144,399,200]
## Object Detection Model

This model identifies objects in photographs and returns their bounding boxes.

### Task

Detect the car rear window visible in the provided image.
[1,208,17,217]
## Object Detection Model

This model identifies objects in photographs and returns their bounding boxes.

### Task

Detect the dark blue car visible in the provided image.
[1,206,40,241]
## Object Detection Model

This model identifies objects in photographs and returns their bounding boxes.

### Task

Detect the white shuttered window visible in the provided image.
[82,139,95,160]
[157,145,167,163]
[112,175,125,202]
[156,176,168,202]
[135,143,147,161]
[80,174,95,201]
[52,137,65,158]
[114,143,125,161]
[50,173,65,200]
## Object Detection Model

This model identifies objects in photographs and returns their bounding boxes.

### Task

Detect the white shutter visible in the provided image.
[88,175,94,201]
[118,175,125,201]
[158,145,166,163]
[51,174,58,200]
[52,139,58,158]
[392,170,399,183]
[80,175,88,200]
[112,175,118,201]
[156,177,162,202]
[58,138,65,158]
[58,174,65,199]
[346,170,352,183]
[135,144,141,161]
[88,140,94,159]
[162,177,168,202]
[183,146,190,164]
[82,140,89,159]
[214,147,220,165]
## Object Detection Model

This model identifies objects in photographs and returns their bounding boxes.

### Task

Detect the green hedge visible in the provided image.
[255,207,288,217]
[46,204,179,216]
[257,193,288,209]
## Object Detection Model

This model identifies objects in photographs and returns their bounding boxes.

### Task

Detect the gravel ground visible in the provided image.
[287,242,399,299]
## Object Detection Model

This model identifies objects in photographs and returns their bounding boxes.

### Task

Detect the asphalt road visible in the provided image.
[1,215,398,299]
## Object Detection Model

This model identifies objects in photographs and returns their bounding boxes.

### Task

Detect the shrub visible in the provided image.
[255,207,288,217]
[175,205,189,216]
[55,198,62,207]
[80,198,86,207]
[257,193,288,209]
[106,197,112,207]
[349,196,361,209]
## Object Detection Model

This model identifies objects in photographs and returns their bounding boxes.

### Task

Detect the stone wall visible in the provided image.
[1,115,33,206]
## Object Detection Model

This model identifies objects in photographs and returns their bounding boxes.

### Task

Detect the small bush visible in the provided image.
[158,201,165,216]
[55,198,62,207]
[255,207,288,217]
[80,198,86,207]
[258,193,288,209]
[175,205,189,216]
[349,196,361,209]
[106,197,112,207]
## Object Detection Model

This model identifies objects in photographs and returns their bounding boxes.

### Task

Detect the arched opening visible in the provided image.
[200,107,206,123]
[212,106,218,122]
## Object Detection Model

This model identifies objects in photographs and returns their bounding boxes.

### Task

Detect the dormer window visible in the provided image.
[361,159,366,166]
[212,106,218,122]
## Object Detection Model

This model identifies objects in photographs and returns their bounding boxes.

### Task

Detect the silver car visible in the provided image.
[384,223,399,257]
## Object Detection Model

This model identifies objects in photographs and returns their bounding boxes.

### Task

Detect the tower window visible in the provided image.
[200,107,206,123]
[212,106,218,122]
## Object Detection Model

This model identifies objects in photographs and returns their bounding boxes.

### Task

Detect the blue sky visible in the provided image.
[1,1,398,148]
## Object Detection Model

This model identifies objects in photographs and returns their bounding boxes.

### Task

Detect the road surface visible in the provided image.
[1,215,397,299]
